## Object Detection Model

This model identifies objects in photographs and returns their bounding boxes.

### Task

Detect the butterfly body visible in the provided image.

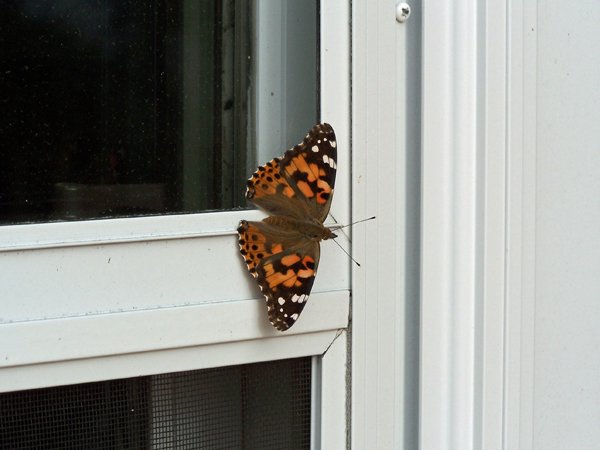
[262,215,336,241]
[238,123,337,331]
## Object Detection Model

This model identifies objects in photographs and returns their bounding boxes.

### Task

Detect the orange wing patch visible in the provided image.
[282,152,333,205]
[284,154,320,183]
[237,220,284,277]
[316,179,333,204]
[262,254,315,289]
[281,254,301,266]
[263,263,298,288]
[296,180,315,199]
[298,255,316,277]
[246,158,295,200]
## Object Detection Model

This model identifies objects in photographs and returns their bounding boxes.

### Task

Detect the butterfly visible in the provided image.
[237,123,338,331]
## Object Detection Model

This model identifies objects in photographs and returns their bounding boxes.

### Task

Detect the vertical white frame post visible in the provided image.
[420,0,480,444]
[420,0,486,446]
[420,0,534,448]
[318,1,351,449]
[352,1,421,449]
[479,0,508,446]
[504,0,538,447]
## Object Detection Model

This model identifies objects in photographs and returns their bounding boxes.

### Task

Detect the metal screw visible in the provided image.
[396,2,411,23]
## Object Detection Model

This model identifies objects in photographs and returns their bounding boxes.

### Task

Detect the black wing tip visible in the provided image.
[314,122,332,130]
[308,122,335,138]
[319,122,333,131]
[283,123,337,160]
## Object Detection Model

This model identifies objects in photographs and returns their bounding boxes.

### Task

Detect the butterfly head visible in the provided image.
[301,220,336,241]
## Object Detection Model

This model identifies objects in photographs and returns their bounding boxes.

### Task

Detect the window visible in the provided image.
[0,358,312,449]
[1,1,318,223]
[0,1,349,448]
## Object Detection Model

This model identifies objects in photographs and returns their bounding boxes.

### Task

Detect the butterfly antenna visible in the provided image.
[328,215,375,266]
[328,213,349,242]
[331,237,361,267]
[328,214,376,242]
[328,213,350,241]
[332,216,376,231]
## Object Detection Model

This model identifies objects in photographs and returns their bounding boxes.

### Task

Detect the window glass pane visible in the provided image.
[0,1,317,225]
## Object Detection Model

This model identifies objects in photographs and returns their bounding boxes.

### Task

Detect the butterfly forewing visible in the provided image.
[238,123,337,331]
[246,123,337,221]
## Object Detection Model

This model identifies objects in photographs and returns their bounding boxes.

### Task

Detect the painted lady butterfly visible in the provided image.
[238,123,338,331]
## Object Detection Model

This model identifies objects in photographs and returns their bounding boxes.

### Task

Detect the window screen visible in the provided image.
[0,0,317,224]
[0,357,312,449]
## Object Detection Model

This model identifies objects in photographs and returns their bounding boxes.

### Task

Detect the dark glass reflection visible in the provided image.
[0,0,255,224]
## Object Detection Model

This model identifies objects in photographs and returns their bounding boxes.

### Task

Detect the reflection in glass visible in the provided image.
[0,1,317,224]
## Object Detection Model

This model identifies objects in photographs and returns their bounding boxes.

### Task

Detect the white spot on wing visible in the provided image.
[311,145,319,152]
[323,154,337,169]
[278,297,285,305]
[291,313,299,321]
[291,294,300,303]
[330,140,337,148]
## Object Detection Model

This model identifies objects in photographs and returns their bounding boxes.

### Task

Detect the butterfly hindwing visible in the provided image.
[257,241,319,331]
[237,219,320,331]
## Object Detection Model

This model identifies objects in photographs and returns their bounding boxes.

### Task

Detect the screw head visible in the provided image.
[396,2,411,23]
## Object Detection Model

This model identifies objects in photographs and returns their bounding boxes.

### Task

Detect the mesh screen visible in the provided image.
[0,357,311,449]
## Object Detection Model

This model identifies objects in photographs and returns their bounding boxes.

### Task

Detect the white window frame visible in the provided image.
[418,0,535,449]
[352,0,538,449]
[0,2,350,448]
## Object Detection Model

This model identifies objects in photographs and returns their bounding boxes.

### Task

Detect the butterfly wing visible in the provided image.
[238,219,319,331]
[246,123,337,223]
